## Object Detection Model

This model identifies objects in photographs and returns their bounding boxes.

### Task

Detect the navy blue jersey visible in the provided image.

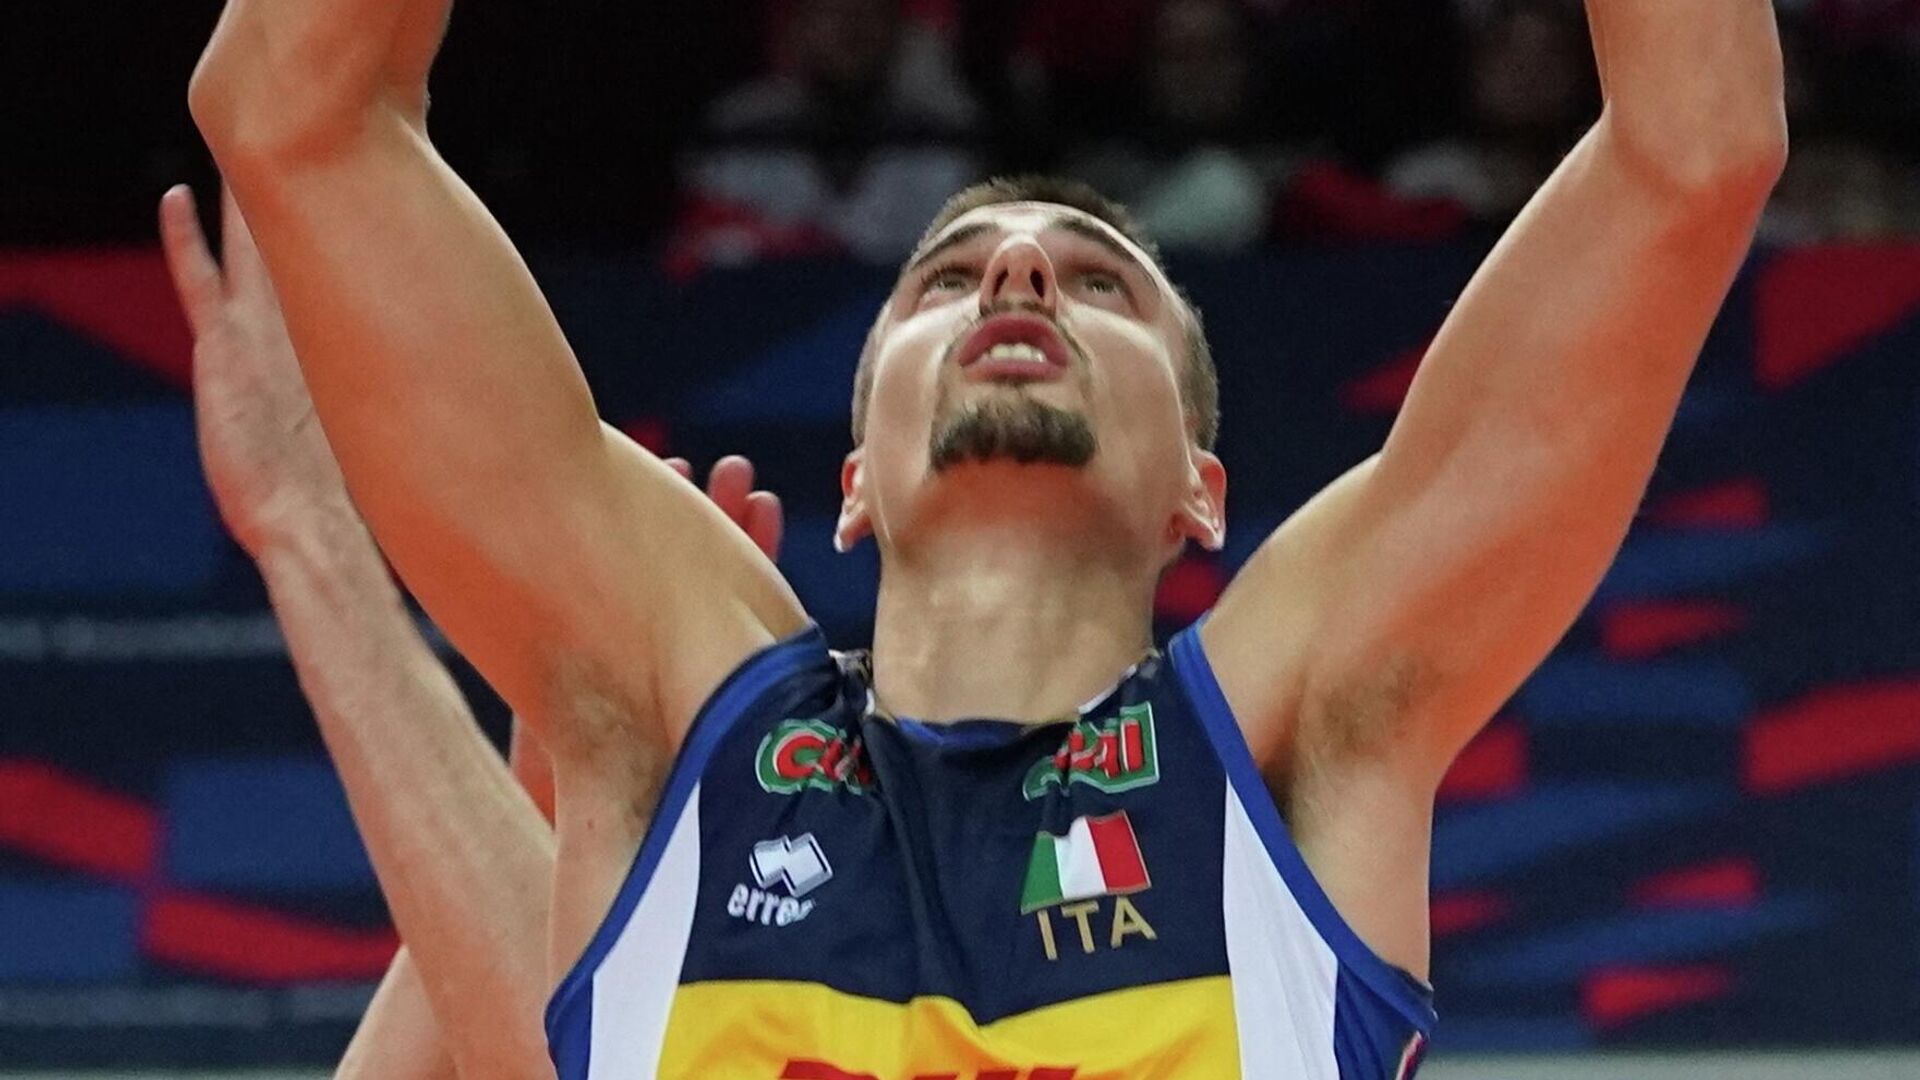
[548,622,1435,1078]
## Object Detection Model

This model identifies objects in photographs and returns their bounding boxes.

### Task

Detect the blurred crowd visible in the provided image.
[667,0,1920,271]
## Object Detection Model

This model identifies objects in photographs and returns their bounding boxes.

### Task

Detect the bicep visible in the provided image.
[1214,123,1770,781]
[552,432,811,748]
[1351,124,1770,749]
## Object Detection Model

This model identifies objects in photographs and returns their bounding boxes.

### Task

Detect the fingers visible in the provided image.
[743,491,784,561]
[687,455,782,558]
[663,456,693,482]
[705,455,756,522]
[158,185,223,337]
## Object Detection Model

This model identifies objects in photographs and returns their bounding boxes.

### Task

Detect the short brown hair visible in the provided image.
[851,176,1220,451]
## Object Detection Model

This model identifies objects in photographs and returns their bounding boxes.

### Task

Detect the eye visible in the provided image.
[921,264,975,294]
[1079,270,1129,299]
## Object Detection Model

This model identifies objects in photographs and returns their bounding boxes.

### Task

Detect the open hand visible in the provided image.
[162,184,350,558]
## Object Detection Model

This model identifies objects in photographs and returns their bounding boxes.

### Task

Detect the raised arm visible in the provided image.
[164,185,554,1078]
[185,0,806,762]
[166,184,793,1076]
[1205,0,1785,972]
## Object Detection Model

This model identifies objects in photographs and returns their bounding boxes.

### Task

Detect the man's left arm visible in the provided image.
[1204,0,1785,974]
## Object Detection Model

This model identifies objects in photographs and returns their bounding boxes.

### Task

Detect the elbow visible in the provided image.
[185,33,242,157]
[1688,112,1790,202]
[188,30,387,175]
[1604,101,1789,211]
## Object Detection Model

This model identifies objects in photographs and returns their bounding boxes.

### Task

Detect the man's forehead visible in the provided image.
[917,202,1154,266]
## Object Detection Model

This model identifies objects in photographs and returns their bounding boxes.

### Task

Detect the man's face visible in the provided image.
[839,203,1225,562]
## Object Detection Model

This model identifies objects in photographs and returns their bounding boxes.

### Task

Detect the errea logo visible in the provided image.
[727,833,832,928]
[752,833,833,897]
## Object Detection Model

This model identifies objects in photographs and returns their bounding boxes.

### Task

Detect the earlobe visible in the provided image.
[1182,452,1228,552]
[835,451,873,554]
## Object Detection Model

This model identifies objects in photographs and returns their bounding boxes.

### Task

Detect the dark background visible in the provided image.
[7,1,1918,251]
[3,0,1918,1069]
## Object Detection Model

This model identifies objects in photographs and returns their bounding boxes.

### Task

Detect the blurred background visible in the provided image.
[2,0,1918,1074]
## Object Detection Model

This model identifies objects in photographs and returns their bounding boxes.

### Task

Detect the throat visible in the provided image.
[869,544,1157,725]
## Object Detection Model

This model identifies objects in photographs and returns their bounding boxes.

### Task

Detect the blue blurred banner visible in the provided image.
[1,243,1916,1066]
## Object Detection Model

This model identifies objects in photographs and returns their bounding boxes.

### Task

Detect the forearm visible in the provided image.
[255,504,555,1078]
[189,0,660,722]
[336,725,553,1080]
[336,951,458,1080]
[1586,0,1786,191]
[1390,0,1785,484]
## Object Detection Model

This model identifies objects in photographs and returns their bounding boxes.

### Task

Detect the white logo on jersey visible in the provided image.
[726,833,832,928]
[750,832,833,897]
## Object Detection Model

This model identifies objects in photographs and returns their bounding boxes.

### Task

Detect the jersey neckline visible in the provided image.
[850,649,1156,743]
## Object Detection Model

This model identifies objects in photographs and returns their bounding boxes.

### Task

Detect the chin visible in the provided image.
[927,397,1098,473]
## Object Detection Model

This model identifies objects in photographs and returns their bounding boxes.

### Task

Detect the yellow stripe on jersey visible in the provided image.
[654,976,1240,1080]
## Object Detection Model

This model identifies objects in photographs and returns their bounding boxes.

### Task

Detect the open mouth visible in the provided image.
[953,313,1073,383]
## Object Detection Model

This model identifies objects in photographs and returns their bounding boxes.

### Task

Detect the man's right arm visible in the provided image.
[186,0,807,761]
[257,504,561,1079]
[163,182,559,1077]
[335,952,458,1080]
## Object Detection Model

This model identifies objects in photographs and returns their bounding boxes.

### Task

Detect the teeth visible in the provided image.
[984,343,1049,364]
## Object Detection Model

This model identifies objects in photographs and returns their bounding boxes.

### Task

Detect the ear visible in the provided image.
[834,449,874,554]
[1172,449,1227,552]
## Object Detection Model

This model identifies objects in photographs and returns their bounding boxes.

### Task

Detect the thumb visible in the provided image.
[159,186,223,337]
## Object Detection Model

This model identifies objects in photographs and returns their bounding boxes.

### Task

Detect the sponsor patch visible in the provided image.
[1022,704,1159,800]
[757,718,874,794]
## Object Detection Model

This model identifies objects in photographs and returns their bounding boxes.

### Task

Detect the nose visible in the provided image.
[978,236,1058,316]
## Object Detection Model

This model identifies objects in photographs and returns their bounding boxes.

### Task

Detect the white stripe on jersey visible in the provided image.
[589,785,704,1079]
[1221,786,1341,1080]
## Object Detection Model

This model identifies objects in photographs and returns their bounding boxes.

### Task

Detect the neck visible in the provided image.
[868,474,1160,724]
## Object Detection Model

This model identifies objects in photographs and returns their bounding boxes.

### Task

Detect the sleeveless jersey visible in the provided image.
[546,622,1436,1079]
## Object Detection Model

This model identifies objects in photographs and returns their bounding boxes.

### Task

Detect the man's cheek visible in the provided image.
[871,363,927,422]
[868,375,939,462]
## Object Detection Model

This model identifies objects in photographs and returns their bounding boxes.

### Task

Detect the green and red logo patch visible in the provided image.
[1021,703,1159,800]
[756,719,874,794]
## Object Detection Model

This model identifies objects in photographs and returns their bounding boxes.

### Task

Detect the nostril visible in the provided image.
[1030,269,1045,295]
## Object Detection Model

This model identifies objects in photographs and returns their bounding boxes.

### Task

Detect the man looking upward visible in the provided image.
[185,2,1785,1076]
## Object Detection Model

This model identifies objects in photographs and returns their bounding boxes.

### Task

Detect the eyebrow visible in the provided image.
[1051,216,1154,283]
[904,222,995,274]
[902,214,1156,286]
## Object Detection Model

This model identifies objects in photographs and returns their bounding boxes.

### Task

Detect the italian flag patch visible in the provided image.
[1019,811,1150,913]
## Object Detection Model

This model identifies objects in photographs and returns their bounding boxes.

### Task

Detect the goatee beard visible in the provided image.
[929,395,1098,472]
